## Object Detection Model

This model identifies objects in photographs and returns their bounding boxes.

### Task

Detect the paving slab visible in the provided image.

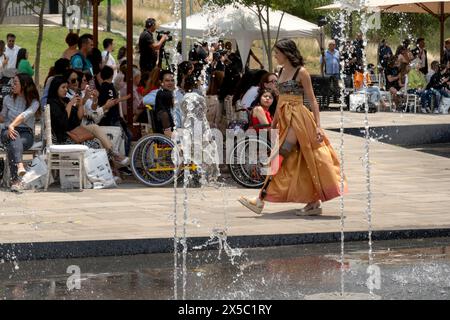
[1,112,450,257]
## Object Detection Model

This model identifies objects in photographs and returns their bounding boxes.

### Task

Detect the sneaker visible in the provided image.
[421,108,427,113]
[434,109,440,114]
[10,182,24,193]
[119,166,133,176]
[113,154,130,166]
[113,176,123,184]
[426,107,432,113]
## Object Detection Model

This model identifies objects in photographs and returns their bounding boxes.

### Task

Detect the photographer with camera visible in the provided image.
[139,18,169,73]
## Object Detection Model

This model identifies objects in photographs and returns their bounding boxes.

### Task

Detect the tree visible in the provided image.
[11,0,47,86]
[0,0,11,24]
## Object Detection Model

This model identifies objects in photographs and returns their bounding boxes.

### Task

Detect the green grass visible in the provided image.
[0,26,126,88]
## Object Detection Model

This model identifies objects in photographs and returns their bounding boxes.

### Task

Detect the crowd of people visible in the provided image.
[321,34,450,114]
[0,17,448,193]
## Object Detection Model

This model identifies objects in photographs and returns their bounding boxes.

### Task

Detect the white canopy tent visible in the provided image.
[160,3,321,68]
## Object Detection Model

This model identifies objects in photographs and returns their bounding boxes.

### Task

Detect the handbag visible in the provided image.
[67,126,95,143]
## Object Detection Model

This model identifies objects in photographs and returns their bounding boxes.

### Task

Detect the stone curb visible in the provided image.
[1,228,450,261]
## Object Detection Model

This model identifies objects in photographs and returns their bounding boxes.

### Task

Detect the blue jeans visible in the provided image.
[422,88,450,110]
[1,127,34,181]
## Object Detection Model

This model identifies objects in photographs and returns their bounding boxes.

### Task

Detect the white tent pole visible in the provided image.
[181,0,188,61]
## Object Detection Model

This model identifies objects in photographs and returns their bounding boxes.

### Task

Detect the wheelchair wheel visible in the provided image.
[130,134,179,187]
[228,137,271,188]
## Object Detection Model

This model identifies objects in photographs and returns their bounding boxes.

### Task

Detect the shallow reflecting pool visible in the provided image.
[1,237,450,299]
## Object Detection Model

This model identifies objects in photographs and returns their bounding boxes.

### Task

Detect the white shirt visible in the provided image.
[5,45,20,70]
[102,50,117,79]
[240,86,259,109]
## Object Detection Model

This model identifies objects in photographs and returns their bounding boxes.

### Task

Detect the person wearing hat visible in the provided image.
[139,18,169,73]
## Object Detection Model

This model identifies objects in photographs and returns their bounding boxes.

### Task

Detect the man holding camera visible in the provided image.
[139,18,169,73]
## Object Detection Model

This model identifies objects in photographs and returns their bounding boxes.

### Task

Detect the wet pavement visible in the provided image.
[1,237,450,300]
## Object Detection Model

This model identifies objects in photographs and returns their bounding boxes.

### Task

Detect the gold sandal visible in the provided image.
[238,196,264,215]
[296,203,322,216]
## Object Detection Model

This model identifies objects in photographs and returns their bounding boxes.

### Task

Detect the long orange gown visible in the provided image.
[262,93,348,203]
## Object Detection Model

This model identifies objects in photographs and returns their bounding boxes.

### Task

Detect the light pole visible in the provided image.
[181,0,188,61]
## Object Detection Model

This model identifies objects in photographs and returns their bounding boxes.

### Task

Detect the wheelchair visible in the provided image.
[130,105,198,187]
[226,108,272,189]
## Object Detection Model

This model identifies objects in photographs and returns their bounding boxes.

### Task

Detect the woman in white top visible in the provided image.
[0,74,40,191]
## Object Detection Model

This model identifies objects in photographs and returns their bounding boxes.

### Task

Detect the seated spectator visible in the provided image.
[234,69,268,110]
[248,88,274,133]
[353,64,387,111]
[426,61,440,84]
[407,59,428,113]
[62,32,80,61]
[64,69,82,99]
[16,48,34,77]
[154,70,176,136]
[424,64,450,113]
[385,57,402,111]
[120,66,145,122]
[41,58,71,107]
[252,72,279,116]
[0,74,39,191]
[47,76,128,165]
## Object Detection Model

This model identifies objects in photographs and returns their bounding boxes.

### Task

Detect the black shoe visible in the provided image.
[119,166,133,176]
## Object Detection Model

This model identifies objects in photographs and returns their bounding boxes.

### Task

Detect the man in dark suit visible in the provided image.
[411,38,428,75]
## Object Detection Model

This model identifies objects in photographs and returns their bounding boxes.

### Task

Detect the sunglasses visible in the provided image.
[70,78,78,84]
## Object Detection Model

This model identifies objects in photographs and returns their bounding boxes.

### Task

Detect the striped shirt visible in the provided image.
[0,95,39,132]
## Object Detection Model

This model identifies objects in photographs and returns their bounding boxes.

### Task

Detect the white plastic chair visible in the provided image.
[44,105,89,191]
[401,75,419,113]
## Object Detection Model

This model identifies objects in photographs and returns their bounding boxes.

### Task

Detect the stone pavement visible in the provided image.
[1,112,450,245]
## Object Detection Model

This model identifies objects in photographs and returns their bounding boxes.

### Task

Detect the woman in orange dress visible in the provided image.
[238,39,347,216]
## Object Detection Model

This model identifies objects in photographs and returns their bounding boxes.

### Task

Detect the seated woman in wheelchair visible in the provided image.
[154,86,175,138]
[248,88,275,133]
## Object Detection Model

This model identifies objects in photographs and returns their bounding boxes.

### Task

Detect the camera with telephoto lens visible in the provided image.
[156,30,172,42]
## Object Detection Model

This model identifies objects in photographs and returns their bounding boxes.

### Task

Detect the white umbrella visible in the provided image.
[160,3,321,67]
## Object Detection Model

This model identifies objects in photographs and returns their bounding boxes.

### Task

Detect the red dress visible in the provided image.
[249,108,272,133]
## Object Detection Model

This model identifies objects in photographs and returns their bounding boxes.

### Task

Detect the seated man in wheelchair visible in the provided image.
[154,70,176,137]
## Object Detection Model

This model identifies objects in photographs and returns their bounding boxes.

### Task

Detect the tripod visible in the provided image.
[158,46,173,72]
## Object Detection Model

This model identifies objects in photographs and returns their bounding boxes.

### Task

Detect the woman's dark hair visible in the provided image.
[258,72,277,90]
[88,47,103,75]
[63,68,80,84]
[207,70,225,96]
[54,58,71,75]
[47,76,68,101]
[395,45,406,57]
[274,39,304,68]
[177,61,194,87]
[16,48,28,69]
[139,71,151,88]
[14,73,40,107]
[251,88,278,116]
[232,69,268,105]
[183,74,199,92]
[65,32,79,47]
[117,46,127,61]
